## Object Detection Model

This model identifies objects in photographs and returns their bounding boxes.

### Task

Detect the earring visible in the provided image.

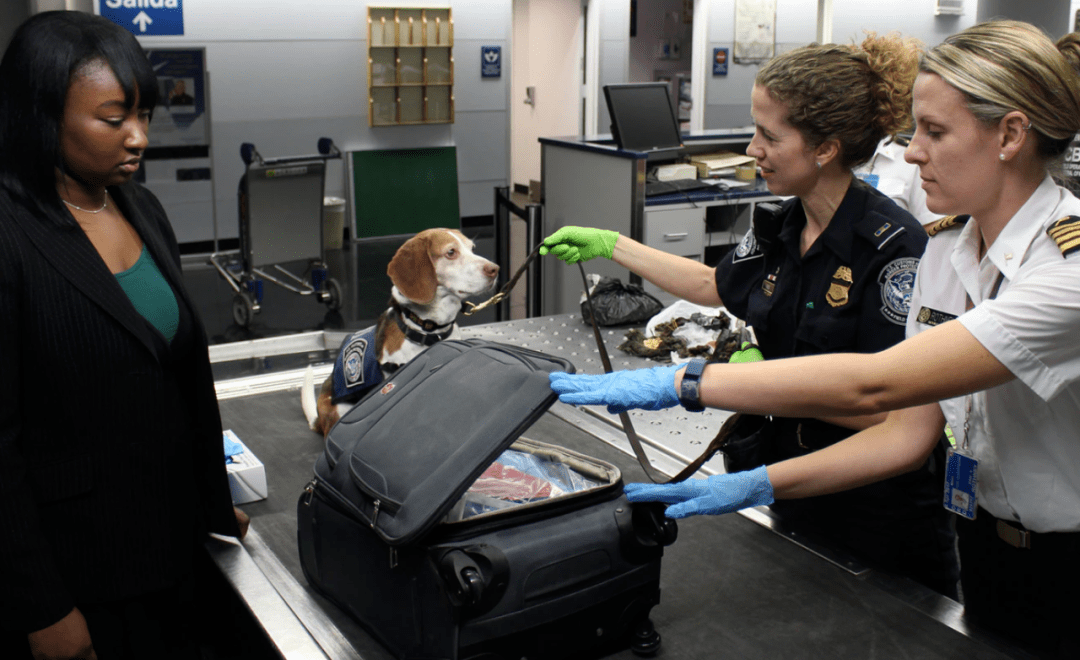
[999,153,1006,161]
[815,162,822,169]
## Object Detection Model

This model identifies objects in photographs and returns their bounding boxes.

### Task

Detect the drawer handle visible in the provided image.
[663,232,689,240]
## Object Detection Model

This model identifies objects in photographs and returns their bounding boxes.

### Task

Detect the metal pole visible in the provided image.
[494,186,510,321]
[526,203,543,318]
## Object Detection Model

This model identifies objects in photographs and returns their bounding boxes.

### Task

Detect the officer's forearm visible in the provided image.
[611,237,721,306]
[680,320,1013,419]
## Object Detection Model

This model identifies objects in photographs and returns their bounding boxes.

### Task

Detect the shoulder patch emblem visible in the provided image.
[330,328,384,403]
[826,266,853,307]
[878,257,919,325]
[342,334,370,388]
[926,214,969,237]
[1047,215,1080,257]
[732,228,763,263]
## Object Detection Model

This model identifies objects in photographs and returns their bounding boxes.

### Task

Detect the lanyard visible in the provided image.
[959,270,1005,451]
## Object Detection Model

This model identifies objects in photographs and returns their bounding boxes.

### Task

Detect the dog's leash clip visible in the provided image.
[462,292,505,316]
[463,244,544,317]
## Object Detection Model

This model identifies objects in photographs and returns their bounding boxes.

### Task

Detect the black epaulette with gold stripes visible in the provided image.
[1047,215,1080,257]
[926,214,969,237]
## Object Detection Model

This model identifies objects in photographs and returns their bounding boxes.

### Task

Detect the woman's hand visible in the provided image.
[28,608,97,660]
[539,226,619,264]
[549,364,683,413]
[234,506,250,540]
[623,466,774,518]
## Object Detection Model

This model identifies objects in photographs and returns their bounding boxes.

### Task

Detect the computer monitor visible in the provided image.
[603,83,683,154]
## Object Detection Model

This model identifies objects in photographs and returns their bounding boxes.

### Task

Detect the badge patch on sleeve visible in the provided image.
[732,229,762,263]
[878,257,919,325]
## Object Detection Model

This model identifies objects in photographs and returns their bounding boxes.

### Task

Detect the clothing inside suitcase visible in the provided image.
[444,437,618,523]
[297,339,676,660]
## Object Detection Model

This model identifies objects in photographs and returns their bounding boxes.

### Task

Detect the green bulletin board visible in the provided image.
[351,146,460,238]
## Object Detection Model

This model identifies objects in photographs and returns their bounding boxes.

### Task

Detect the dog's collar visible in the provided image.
[389,301,456,347]
[389,298,458,333]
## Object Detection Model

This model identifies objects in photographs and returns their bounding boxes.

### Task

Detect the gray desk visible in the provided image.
[539,132,783,313]
[206,317,1036,660]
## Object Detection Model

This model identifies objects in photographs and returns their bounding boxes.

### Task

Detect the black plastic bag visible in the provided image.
[581,276,664,326]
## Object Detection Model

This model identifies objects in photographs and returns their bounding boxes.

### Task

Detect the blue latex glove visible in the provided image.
[549,364,682,413]
[622,465,774,519]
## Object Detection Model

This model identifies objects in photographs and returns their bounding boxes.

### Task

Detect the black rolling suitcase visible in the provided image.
[297,339,677,660]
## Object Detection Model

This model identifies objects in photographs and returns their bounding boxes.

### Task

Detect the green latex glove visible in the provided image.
[729,341,763,364]
[539,226,619,264]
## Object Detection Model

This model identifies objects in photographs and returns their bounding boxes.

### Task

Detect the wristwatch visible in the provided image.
[678,358,707,412]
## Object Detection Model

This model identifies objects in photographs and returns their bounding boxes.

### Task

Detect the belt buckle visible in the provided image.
[996,520,1032,549]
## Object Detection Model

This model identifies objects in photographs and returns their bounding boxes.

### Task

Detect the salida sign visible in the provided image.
[99,0,184,36]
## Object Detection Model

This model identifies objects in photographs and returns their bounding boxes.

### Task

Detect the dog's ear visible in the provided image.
[387,232,438,304]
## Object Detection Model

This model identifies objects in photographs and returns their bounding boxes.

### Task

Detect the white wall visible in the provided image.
[128,0,511,244]
[511,0,582,189]
[700,0,979,129]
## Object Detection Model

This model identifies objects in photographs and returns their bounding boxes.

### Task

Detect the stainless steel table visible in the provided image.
[205,315,1036,659]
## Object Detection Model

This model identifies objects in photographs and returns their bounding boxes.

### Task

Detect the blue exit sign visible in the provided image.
[99,0,185,37]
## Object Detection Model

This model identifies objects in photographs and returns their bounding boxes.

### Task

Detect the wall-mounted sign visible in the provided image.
[99,0,185,36]
[713,47,729,76]
[481,46,501,78]
[145,48,207,148]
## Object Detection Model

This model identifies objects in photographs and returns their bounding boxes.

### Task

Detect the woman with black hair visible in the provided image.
[0,12,247,660]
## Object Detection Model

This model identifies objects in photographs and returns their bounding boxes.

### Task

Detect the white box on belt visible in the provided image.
[224,430,267,504]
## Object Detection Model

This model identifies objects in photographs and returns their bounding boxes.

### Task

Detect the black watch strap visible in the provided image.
[678,357,707,412]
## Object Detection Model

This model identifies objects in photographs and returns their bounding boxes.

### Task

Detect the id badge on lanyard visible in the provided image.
[943,273,1002,520]
[944,442,979,519]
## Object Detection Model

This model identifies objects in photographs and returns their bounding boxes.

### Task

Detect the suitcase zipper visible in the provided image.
[302,475,380,527]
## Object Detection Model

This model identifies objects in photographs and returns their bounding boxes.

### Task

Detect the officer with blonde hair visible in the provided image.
[550,20,1080,657]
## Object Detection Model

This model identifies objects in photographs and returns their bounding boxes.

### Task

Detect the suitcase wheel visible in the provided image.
[630,618,661,657]
[438,547,508,612]
[632,502,679,547]
[461,567,484,603]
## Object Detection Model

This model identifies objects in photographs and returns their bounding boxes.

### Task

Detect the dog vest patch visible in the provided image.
[331,328,385,404]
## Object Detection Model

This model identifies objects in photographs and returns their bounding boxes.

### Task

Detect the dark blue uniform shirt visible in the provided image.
[717,178,925,362]
[714,179,957,596]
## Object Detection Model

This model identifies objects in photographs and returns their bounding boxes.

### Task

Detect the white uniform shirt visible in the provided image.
[854,139,940,226]
[906,175,1080,532]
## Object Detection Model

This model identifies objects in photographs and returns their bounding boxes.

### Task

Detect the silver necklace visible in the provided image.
[62,193,108,214]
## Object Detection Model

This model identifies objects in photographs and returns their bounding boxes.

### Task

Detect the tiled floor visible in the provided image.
[181,224,499,347]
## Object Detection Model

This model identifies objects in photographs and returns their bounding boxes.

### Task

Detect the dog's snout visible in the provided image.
[484,262,499,279]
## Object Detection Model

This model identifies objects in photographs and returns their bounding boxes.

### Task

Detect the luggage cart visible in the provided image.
[211,137,344,328]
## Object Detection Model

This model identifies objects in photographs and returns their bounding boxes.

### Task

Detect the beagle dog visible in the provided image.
[302,228,499,436]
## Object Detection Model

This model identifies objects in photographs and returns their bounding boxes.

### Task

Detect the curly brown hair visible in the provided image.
[755,32,923,169]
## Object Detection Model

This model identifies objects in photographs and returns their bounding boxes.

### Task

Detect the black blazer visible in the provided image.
[0,181,239,634]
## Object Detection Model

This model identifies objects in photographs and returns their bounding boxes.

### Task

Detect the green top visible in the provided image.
[115,245,179,343]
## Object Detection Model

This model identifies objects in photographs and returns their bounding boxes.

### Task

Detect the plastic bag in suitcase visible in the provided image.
[297,339,677,660]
